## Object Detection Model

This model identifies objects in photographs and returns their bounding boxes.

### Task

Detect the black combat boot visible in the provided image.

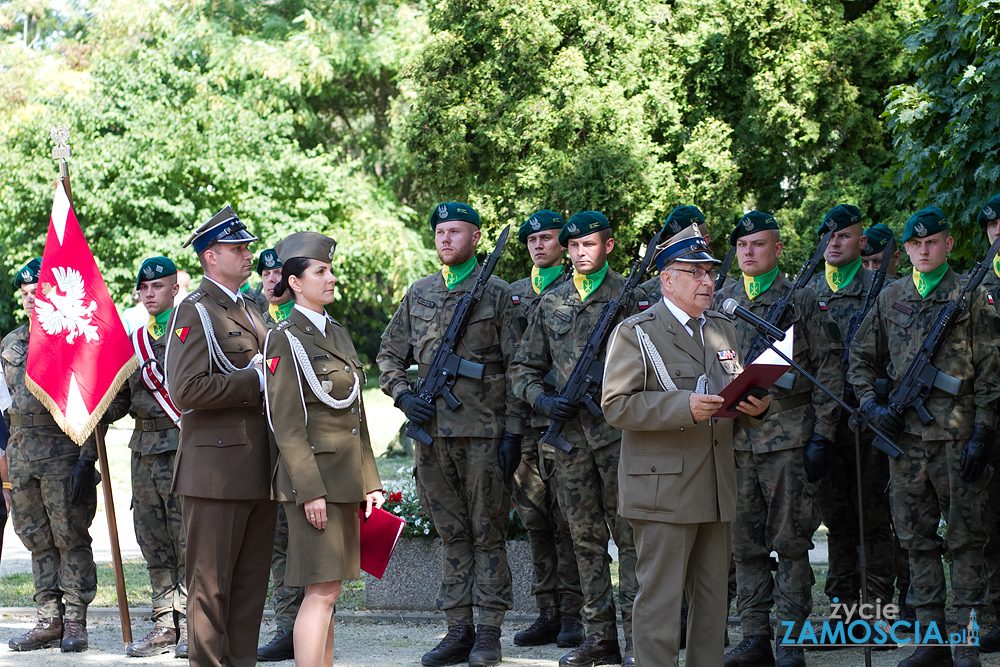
[514,606,561,646]
[897,645,954,667]
[175,625,189,658]
[679,604,688,650]
[953,645,981,667]
[61,619,88,652]
[775,636,805,667]
[126,626,177,657]
[724,635,775,667]
[557,612,585,648]
[258,628,295,661]
[979,624,1000,652]
[622,636,635,667]
[559,634,621,667]
[469,625,502,667]
[8,617,63,651]
[422,624,476,667]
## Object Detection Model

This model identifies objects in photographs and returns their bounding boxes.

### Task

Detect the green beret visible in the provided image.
[429,202,480,229]
[558,211,610,247]
[517,210,564,244]
[135,256,178,290]
[860,224,896,256]
[255,248,282,275]
[14,258,41,290]
[662,205,705,236]
[275,231,337,264]
[902,207,949,243]
[977,193,1000,229]
[729,211,778,246]
[817,204,863,236]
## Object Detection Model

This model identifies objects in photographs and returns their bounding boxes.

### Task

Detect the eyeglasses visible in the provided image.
[669,267,719,282]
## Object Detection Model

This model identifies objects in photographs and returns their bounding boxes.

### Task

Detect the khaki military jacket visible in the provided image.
[1,323,97,462]
[509,270,643,451]
[848,268,1000,440]
[377,263,525,437]
[165,278,274,499]
[264,309,381,505]
[602,300,764,523]
[713,273,843,451]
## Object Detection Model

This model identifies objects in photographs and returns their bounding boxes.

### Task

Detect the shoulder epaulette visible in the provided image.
[276,319,294,332]
[623,310,656,326]
[183,289,206,304]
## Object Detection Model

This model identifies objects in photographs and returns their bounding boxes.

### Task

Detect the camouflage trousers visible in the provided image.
[889,434,989,627]
[983,442,1000,617]
[733,447,818,636]
[811,418,896,606]
[9,453,96,621]
[270,502,304,631]
[415,436,512,627]
[511,431,582,615]
[549,438,637,640]
[131,449,186,627]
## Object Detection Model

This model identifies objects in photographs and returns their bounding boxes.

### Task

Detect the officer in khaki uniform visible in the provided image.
[603,224,770,667]
[165,206,277,667]
[509,211,641,667]
[377,202,525,667]
[507,210,584,649]
[104,257,188,658]
[4,258,99,653]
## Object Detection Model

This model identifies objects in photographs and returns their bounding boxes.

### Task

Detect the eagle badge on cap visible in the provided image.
[825,218,837,230]
[984,206,996,219]
[20,269,32,283]
[437,204,448,220]
[143,266,155,279]
[328,247,335,260]
[668,221,683,234]
[529,217,540,231]
[741,217,754,232]
[915,222,928,237]
[566,223,579,235]
[264,255,276,268]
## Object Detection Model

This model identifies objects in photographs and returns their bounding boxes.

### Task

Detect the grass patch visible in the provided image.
[0,559,152,608]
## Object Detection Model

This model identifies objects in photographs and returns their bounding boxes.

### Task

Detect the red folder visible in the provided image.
[359,506,406,579]
[712,362,790,419]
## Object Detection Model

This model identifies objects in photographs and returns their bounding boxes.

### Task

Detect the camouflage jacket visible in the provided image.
[980,268,1000,305]
[848,268,1000,440]
[105,329,179,456]
[1,323,97,462]
[377,263,526,437]
[807,266,876,341]
[713,273,844,451]
[509,269,644,450]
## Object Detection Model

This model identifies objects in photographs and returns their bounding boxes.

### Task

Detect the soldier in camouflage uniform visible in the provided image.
[509,211,641,667]
[641,205,714,303]
[805,205,896,615]
[507,210,584,649]
[253,248,302,662]
[104,257,188,658]
[971,194,1000,654]
[4,258,99,652]
[860,224,902,277]
[849,207,1000,667]
[377,202,525,667]
[714,212,844,667]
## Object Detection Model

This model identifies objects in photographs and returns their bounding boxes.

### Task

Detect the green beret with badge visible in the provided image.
[517,209,564,244]
[558,211,611,247]
[661,205,705,236]
[14,257,42,289]
[977,193,1000,229]
[275,231,337,263]
[861,224,896,256]
[902,207,948,243]
[255,248,282,275]
[135,256,178,290]
[817,204,863,236]
[429,202,480,229]
[729,210,779,246]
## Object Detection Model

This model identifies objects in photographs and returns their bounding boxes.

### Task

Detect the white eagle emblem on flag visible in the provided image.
[35,267,99,344]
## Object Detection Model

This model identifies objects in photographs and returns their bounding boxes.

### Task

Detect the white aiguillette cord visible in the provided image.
[285,330,360,410]
[635,324,708,394]
[194,302,263,373]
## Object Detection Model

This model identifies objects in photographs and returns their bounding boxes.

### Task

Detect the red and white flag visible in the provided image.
[26,181,138,445]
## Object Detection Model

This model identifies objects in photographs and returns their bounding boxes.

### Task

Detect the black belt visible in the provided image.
[417,362,505,378]
[135,417,177,432]
[9,413,56,427]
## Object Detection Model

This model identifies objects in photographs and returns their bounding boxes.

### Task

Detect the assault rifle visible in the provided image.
[404,225,511,446]
[541,229,664,453]
[744,229,833,363]
[716,246,736,292]
[872,235,1000,457]
[842,238,895,390]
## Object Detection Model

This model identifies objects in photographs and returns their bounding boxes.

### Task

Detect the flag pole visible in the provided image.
[51,127,133,644]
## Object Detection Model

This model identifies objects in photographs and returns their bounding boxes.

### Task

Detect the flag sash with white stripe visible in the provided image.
[130,326,181,427]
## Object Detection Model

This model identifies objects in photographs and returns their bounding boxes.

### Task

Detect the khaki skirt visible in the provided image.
[283,501,360,587]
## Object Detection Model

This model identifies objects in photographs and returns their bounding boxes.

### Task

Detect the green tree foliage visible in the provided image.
[885,0,1000,260]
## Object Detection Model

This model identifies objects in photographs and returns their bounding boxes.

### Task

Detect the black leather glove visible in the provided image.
[803,433,834,483]
[497,431,523,482]
[396,390,436,424]
[70,459,98,506]
[534,395,578,422]
[862,398,904,443]
[960,425,993,483]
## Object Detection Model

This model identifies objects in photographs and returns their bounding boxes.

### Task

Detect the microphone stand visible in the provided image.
[752,332,900,667]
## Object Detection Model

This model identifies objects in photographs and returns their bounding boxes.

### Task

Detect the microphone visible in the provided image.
[721,298,787,342]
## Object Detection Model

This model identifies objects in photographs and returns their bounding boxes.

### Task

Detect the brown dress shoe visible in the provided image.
[61,619,88,652]
[8,617,63,651]
[126,626,177,657]
[559,634,622,667]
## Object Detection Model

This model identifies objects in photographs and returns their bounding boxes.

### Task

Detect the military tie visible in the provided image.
[687,317,704,351]
[237,296,257,334]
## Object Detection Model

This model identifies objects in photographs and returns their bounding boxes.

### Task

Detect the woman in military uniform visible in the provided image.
[263,232,383,667]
